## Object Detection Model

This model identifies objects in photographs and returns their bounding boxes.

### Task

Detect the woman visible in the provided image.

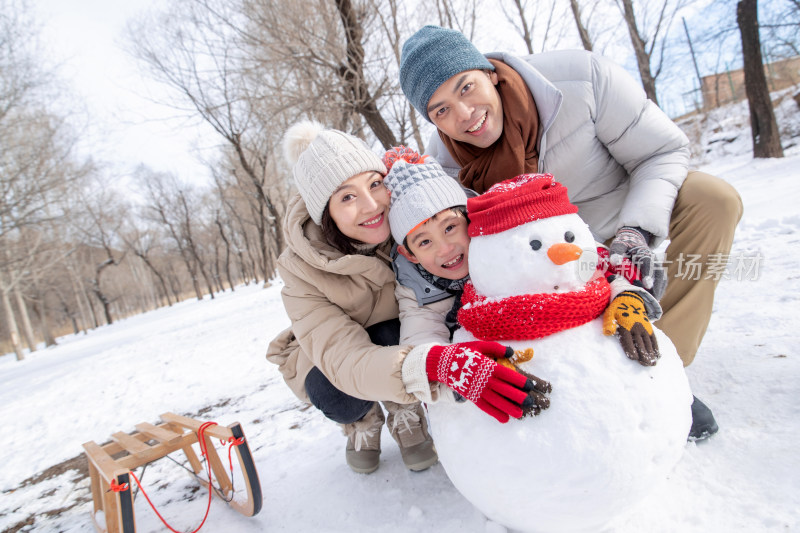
[266,121,538,474]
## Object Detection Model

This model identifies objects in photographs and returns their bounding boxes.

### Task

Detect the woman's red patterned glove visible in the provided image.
[426,341,545,423]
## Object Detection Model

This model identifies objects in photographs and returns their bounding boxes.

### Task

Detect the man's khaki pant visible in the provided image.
[656,170,743,366]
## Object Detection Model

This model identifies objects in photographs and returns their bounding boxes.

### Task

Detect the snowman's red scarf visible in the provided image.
[457,275,612,341]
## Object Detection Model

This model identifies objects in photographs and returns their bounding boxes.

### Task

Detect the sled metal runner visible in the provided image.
[82,412,262,533]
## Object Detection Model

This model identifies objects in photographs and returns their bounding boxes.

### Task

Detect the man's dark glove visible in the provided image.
[603,291,660,366]
[609,226,667,299]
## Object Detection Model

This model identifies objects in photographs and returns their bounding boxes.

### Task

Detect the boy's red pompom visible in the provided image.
[383,145,428,171]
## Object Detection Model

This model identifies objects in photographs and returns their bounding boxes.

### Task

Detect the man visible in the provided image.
[399,25,743,440]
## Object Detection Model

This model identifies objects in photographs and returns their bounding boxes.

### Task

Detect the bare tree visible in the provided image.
[210,163,263,284]
[127,0,287,281]
[737,0,784,158]
[139,167,216,300]
[614,0,690,106]
[334,0,398,148]
[212,207,236,291]
[434,0,481,39]
[74,181,129,325]
[569,0,595,51]
[121,224,175,307]
[26,272,58,347]
[511,0,535,54]
[0,0,103,358]
[0,111,87,358]
[502,0,571,54]
[758,0,800,59]
[370,0,427,151]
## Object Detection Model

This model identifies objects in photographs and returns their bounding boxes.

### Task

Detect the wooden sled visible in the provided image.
[82,412,262,533]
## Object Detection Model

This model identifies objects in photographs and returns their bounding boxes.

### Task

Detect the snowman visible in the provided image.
[426,175,692,533]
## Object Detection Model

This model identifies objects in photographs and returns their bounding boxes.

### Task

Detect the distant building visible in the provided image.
[700,55,800,110]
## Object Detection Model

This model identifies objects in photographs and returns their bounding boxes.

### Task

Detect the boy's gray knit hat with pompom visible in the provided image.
[282,120,386,224]
[382,146,468,244]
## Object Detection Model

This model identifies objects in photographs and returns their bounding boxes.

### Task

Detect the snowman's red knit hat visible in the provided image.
[467,174,578,237]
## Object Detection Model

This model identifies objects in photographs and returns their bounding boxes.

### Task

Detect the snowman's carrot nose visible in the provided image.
[547,243,583,265]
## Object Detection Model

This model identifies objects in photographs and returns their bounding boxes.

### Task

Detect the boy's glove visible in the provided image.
[609,226,666,299]
[426,341,551,423]
[603,291,660,366]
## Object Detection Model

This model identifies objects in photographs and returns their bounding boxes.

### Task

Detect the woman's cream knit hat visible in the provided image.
[283,120,386,224]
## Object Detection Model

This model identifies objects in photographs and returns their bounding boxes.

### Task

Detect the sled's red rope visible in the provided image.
[224,436,246,477]
[107,421,244,533]
[109,479,129,492]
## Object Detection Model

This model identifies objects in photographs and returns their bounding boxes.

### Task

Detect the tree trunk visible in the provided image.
[86,289,100,328]
[92,280,114,325]
[570,0,593,51]
[216,218,235,291]
[165,263,183,303]
[59,295,80,335]
[33,298,57,347]
[512,0,535,54]
[139,254,173,307]
[13,287,37,352]
[737,0,784,158]
[334,0,398,149]
[230,138,281,282]
[66,259,91,333]
[620,0,659,106]
[196,258,216,299]
[31,277,57,346]
[237,250,249,286]
[1,282,25,360]
[190,271,204,300]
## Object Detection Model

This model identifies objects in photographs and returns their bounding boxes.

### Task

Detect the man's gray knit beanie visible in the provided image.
[383,148,468,244]
[400,25,494,122]
[283,120,386,225]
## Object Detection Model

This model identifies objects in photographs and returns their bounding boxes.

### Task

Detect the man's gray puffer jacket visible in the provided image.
[425,49,690,244]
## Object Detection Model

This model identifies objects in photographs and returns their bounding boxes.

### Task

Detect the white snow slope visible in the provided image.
[1,97,799,532]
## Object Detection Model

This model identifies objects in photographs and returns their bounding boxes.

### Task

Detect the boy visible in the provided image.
[382,147,473,347]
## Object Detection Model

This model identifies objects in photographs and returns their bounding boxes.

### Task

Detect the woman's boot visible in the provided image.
[383,401,438,472]
[341,402,384,473]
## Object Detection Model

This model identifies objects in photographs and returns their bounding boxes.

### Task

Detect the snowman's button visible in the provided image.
[424,288,431,293]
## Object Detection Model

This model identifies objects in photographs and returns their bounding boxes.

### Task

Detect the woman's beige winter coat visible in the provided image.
[266,194,420,405]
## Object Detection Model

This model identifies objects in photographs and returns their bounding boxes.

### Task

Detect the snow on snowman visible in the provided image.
[426,174,692,533]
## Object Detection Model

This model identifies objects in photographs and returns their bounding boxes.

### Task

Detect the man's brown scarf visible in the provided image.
[440,59,540,193]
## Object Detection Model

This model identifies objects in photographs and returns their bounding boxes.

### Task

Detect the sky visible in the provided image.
[31,0,217,188]
[0,94,799,532]
[25,0,735,194]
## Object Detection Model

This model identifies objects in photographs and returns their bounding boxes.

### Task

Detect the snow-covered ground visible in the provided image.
[1,102,799,532]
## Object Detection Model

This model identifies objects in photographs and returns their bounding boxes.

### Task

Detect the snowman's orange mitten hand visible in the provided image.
[603,291,660,366]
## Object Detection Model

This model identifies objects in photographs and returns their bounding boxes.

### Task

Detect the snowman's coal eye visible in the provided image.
[564,231,575,243]
[530,239,542,251]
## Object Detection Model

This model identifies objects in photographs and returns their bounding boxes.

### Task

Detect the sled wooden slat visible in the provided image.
[134,421,182,445]
[82,412,263,533]
[181,441,204,474]
[111,432,152,457]
[160,411,233,440]
[83,440,126,478]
